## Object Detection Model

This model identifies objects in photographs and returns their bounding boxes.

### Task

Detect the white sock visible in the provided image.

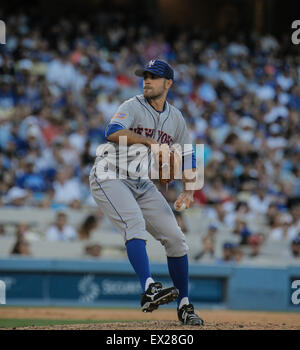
[145,277,155,291]
[178,297,189,310]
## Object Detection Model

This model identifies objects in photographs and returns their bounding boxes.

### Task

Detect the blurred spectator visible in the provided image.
[207,201,228,227]
[248,186,272,215]
[15,159,47,192]
[4,186,32,206]
[52,167,81,206]
[0,224,5,236]
[233,247,244,263]
[11,239,31,256]
[207,223,218,236]
[194,224,218,261]
[269,213,298,241]
[232,202,255,224]
[289,203,300,231]
[78,214,98,240]
[46,211,77,241]
[290,237,300,259]
[15,222,40,242]
[46,53,77,89]
[266,203,280,227]
[97,94,119,121]
[247,235,263,258]
[204,177,231,203]
[216,242,235,263]
[84,243,102,258]
[233,219,253,245]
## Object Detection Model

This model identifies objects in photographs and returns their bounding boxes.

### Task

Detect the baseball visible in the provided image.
[174,201,186,212]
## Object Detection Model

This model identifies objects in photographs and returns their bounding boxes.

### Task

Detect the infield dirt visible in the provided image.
[1,307,300,330]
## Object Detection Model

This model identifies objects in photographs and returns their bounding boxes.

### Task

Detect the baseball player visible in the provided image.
[89,59,204,326]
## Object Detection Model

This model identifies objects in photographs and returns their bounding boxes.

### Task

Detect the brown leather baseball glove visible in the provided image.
[158,149,175,185]
[157,145,182,186]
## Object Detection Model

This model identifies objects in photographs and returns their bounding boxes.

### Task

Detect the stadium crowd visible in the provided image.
[0,10,300,262]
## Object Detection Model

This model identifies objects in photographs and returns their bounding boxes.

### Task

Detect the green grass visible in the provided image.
[0,319,131,329]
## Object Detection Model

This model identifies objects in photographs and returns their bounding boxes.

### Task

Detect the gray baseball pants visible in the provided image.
[89,165,188,257]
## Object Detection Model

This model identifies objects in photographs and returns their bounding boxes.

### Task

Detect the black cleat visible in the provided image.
[178,304,204,326]
[141,282,179,313]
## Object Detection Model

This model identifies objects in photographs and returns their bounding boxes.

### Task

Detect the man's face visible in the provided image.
[291,243,300,257]
[143,72,171,99]
[223,248,233,260]
[57,214,67,227]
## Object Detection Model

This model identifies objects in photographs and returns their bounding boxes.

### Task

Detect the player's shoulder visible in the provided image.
[119,94,144,110]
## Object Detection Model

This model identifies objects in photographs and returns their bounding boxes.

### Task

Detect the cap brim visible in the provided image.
[134,68,164,78]
[134,68,146,77]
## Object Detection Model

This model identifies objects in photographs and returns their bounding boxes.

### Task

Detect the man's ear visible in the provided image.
[165,79,173,89]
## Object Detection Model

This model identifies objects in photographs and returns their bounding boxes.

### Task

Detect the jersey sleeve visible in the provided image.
[174,113,196,170]
[105,100,136,138]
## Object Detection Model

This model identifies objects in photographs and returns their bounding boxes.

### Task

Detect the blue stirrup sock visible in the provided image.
[126,239,153,292]
[167,254,189,308]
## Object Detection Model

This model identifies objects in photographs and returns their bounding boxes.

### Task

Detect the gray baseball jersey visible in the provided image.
[89,94,193,257]
[94,94,194,179]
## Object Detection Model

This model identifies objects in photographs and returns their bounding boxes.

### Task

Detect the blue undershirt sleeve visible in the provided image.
[182,149,196,170]
[105,123,126,139]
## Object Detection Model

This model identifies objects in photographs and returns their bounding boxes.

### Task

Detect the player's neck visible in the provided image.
[146,96,166,113]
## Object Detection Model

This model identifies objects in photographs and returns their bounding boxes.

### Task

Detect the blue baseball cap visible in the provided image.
[292,237,300,245]
[135,59,174,80]
[223,242,235,250]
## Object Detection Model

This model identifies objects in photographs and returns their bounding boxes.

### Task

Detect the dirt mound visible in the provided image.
[1,307,300,330]
[10,319,299,330]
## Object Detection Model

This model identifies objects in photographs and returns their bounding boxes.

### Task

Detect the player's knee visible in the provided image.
[162,232,189,257]
[124,218,148,242]
[125,229,148,242]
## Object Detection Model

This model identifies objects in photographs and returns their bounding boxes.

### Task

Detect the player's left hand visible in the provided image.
[174,190,194,210]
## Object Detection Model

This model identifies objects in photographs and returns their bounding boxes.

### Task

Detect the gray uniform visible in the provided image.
[89,94,193,257]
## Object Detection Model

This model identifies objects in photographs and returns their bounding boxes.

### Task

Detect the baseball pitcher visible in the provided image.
[89,59,204,325]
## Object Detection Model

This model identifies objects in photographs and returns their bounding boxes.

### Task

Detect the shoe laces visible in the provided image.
[184,304,195,313]
[181,304,195,320]
[180,304,203,324]
[149,282,162,294]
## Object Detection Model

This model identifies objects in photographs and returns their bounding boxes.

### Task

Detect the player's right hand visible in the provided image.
[174,190,194,210]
